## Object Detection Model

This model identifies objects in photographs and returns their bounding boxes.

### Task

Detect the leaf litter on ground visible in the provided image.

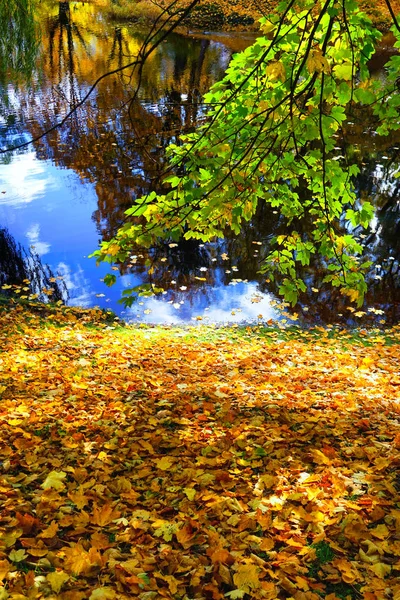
[0,302,400,599]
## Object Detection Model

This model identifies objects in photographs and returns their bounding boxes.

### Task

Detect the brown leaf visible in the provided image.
[38,520,59,538]
[91,503,121,527]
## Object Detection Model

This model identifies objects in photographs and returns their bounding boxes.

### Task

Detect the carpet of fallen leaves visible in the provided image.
[1,303,400,600]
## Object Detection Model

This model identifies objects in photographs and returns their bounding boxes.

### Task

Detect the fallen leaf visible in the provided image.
[47,571,70,593]
[41,471,67,490]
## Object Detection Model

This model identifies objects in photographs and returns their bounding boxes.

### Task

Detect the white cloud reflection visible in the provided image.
[0,153,56,207]
[57,262,94,307]
[26,223,50,256]
[124,282,279,325]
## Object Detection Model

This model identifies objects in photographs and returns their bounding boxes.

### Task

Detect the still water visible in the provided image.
[1,1,400,326]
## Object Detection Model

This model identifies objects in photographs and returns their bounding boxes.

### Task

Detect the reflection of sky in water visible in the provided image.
[0,153,276,324]
[122,280,279,324]
[0,152,54,207]
[26,223,50,256]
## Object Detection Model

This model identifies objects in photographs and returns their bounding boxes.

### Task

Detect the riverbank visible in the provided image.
[1,301,399,598]
[105,0,400,32]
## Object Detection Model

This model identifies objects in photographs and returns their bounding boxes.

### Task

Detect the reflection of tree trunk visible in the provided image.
[48,1,81,110]
[48,3,71,77]
[65,6,78,107]
[109,27,123,69]
[186,39,208,128]
[59,2,71,26]
[173,48,188,80]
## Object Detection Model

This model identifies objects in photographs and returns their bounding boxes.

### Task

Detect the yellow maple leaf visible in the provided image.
[155,456,175,470]
[306,49,331,74]
[310,448,331,465]
[266,60,286,81]
[0,559,10,581]
[47,571,70,593]
[68,489,89,509]
[233,560,261,592]
[62,543,102,576]
[370,562,391,578]
[370,524,389,540]
[333,558,361,584]
[183,488,196,500]
[161,574,179,594]
[38,520,59,538]
[89,587,116,599]
[176,523,198,549]
[106,244,120,257]
[41,471,67,490]
[8,549,26,563]
[261,581,277,599]
[119,558,140,574]
[91,503,121,527]
[153,520,177,541]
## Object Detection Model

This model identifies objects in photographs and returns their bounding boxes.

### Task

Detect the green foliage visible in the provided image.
[92,0,400,306]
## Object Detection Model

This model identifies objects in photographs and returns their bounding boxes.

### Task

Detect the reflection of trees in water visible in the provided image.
[0,228,68,303]
[17,16,228,240]
[0,0,40,158]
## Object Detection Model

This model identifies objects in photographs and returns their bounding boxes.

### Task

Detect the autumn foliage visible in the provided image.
[1,303,400,599]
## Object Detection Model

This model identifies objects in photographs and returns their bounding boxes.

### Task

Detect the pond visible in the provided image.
[1,0,400,326]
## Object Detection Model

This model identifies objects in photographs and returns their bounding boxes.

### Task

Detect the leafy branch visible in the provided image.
[93,0,397,306]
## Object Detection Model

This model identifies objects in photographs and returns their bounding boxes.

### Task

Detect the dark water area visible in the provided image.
[1,1,400,326]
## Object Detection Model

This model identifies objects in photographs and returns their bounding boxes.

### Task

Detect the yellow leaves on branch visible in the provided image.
[1,305,400,598]
[266,60,286,82]
[306,49,331,74]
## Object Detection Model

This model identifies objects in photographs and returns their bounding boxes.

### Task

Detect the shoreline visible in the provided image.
[105,0,400,33]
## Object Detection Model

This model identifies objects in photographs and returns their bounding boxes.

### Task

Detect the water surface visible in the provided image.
[1,1,400,326]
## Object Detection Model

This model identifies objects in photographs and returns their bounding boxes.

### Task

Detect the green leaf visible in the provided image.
[104,274,117,287]
[333,62,353,80]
